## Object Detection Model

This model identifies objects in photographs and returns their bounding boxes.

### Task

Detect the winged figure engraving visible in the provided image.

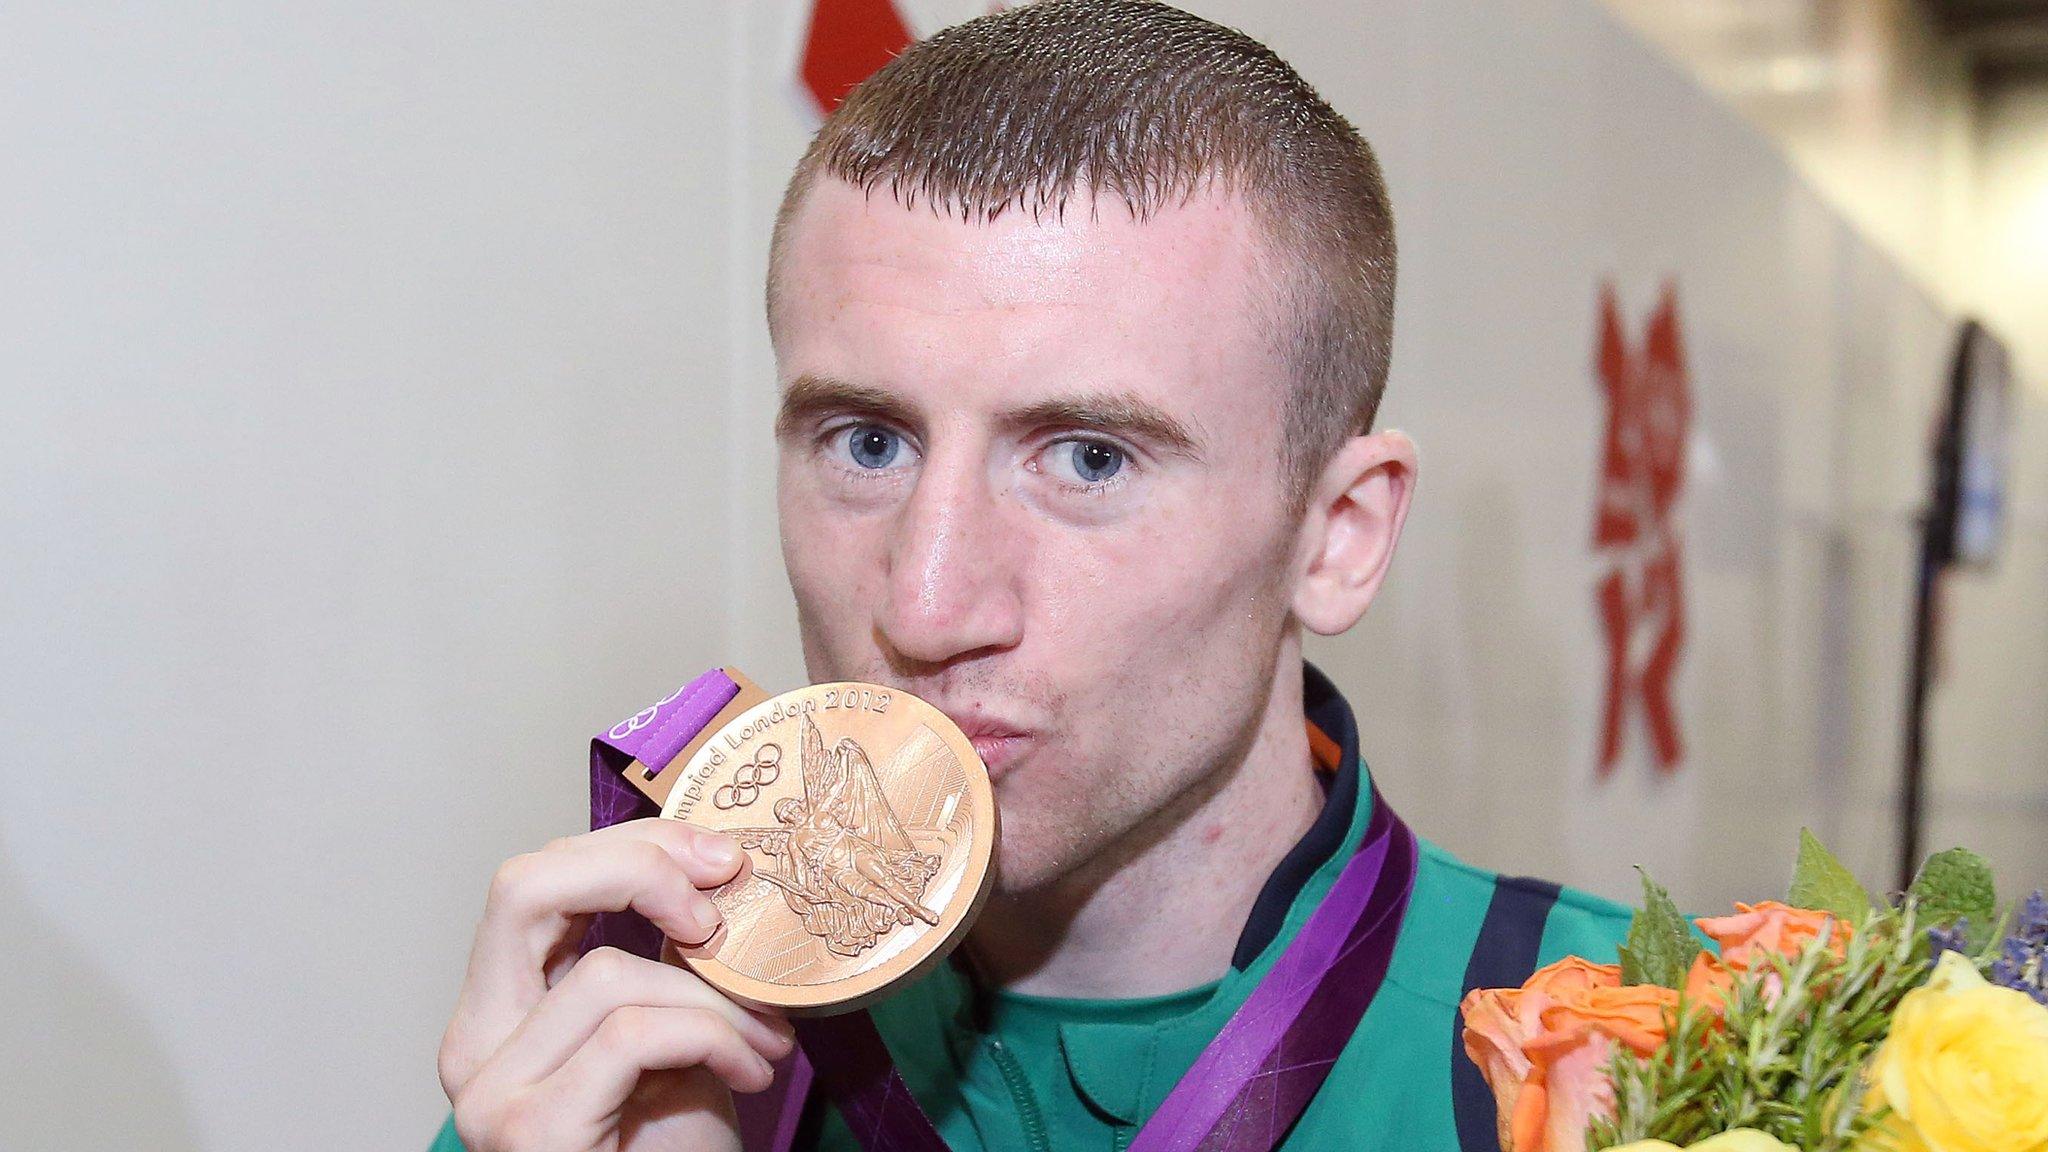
[726,714,944,957]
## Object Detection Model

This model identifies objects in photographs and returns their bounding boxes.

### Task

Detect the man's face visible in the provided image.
[770,178,1306,893]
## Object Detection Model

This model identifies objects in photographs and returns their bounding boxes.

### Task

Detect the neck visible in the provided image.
[965,652,1326,999]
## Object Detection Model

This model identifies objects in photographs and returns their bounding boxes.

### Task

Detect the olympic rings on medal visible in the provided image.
[713,743,782,809]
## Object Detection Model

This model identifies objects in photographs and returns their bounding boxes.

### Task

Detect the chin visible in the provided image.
[986,816,1055,894]
[984,794,1118,895]
[977,792,1049,891]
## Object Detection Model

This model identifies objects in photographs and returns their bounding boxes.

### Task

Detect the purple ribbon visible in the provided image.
[583,667,742,958]
[1137,789,1415,1152]
[581,668,816,1150]
[773,788,1419,1152]
[789,1012,940,1149]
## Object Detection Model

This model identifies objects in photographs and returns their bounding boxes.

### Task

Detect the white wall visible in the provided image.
[3,5,755,1148]
[1589,5,2048,896]
[1927,76,2048,893]
[3,2,2041,1150]
[1603,0,1981,306]
[1976,80,2048,405]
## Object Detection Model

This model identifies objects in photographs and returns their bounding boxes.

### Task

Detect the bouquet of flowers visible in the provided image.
[1459,832,2048,1152]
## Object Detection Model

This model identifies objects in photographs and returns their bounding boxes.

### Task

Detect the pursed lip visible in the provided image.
[940,710,1034,778]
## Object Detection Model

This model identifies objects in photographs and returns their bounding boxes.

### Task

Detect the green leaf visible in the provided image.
[1911,847,1997,932]
[1603,905,1926,1152]
[1618,868,1696,989]
[1788,828,1873,924]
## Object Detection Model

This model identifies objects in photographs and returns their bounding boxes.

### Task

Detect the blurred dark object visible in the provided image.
[1899,319,2014,893]
[1923,0,2048,89]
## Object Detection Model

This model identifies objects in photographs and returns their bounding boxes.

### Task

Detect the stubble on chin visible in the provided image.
[974,762,1138,897]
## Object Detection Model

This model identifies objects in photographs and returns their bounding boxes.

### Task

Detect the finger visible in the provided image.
[489,828,732,954]
[453,833,736,1063]
[530,1006,777,1132]
[576,817,747,889]
[481,946,794,1089]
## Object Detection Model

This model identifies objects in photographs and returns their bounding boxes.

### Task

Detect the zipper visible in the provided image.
[985,1038,1052,1152]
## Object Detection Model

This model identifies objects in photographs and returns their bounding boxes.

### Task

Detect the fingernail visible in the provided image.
[688,900,722,941]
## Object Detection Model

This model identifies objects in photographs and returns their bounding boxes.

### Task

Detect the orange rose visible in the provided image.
[1688,902,1853,1009]
[1694,901,1852,969]
[1461,957,1681,1152]
[1683,951,1736,1008]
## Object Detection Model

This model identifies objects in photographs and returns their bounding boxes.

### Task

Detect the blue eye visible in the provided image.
[1065,440,1125,484]
[845,425,903,469]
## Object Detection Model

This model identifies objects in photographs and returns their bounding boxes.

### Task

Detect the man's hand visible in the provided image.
[438,819,795,1152]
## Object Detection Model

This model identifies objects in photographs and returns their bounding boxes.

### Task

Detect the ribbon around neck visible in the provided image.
[786,787,1419,1152]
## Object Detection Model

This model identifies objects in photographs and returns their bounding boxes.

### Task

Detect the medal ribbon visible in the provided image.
[784,787,1417,1152]
[585,671,1420,1152]
[584,667,742,959]
[1129,788,1415,1152]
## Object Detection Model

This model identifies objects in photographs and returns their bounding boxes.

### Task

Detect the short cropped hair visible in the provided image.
[766,0,1397,506]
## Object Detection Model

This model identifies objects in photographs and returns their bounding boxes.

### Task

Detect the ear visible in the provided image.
[1291,430,1419,636]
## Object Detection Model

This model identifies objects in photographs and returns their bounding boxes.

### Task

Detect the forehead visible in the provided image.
[770,178,1286,414]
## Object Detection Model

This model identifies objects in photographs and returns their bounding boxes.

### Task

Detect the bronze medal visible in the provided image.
[657,682,997,1015]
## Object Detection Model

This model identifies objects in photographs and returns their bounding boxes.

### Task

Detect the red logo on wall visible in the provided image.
[800,0,916,114]
[1592,281,1691,777]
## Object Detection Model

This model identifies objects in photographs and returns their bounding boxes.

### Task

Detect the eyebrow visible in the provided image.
[999,392,1203,460]
[775,373,910,441]
[776,373,1205,461]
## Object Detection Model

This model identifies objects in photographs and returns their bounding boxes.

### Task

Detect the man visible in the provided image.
[433,3,1631,1150]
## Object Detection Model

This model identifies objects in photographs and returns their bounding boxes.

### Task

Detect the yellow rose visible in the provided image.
[1606,1130,1799,1152]
[1865,950,2048,1152]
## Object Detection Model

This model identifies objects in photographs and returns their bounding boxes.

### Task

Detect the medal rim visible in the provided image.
[658,680,997,1015]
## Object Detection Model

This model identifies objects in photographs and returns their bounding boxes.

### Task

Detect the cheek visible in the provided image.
[779,477,888,646]
[1034,490,1290,655]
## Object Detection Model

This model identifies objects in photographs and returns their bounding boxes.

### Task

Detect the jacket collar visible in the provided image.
[1232,660,1363,967]
[945,660,1382,1125]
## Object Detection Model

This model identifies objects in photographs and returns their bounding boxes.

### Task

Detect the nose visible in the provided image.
[875,449,1026,668]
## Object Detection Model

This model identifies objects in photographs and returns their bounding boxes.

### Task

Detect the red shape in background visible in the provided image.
[1596,539,1686,774]
[800,0,915,115]
[1592,281,1691,777]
